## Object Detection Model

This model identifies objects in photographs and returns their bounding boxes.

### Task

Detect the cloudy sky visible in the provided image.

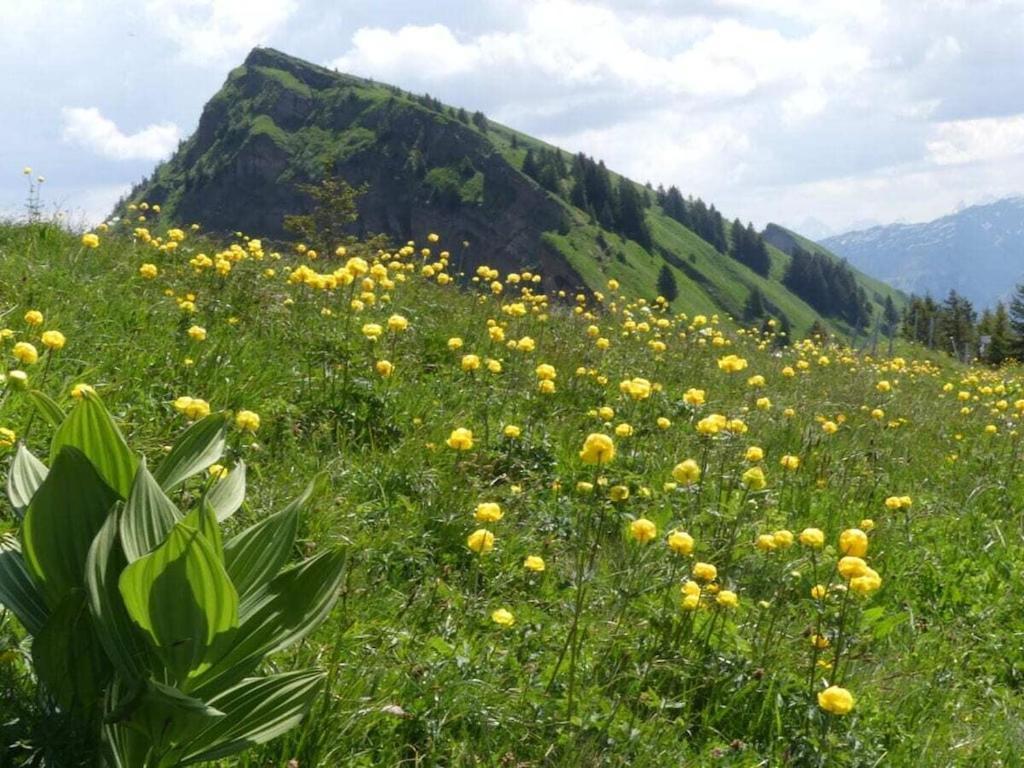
[3,0,1023,235]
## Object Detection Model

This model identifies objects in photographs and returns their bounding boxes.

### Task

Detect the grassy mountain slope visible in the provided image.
[1,220,1022,765]
[119,47,899,337]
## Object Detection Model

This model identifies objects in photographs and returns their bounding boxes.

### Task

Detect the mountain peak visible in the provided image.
[116,47,902,336]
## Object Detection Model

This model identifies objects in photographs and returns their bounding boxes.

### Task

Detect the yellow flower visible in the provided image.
[597,406,615,421]
[756,396,772,410]
[850,568,883,595]
[139,263,159,279]
[387,314,409,332]
[375,360,394,377]
[716,590,738,608]
[745,446,764,463]
[610,485,630,502]
[839,528,868,557]
[741,466,766,490]
[717,354,748,373]
[810,633,830,649]
[683,387,706,406]
[810,584,827,599]
[503,424,521,438]
[696,413,726,436]
[535,363,556,380]
[208,463,229,480]
[461,354,481,372]
[859,518,875,532]
[667,529,694,555]
[12,342,38,365]
[579,433,615,464]
[40,330,66,350]
[5,370,28,389]
[773,529,794,548]
[491,608,515,627]
[447,428,475,450]
[671,459,701,486]
[235,410,260,432]
[656,416,671,429]
[837,556,868,580]
[81,232,100,248]
[817,685,855,715]
[71,383,95,399]
[475,502,503,523]
[755,534,777,552]
[467,528,495,554]
[187,325,207,342]
[629,517,657,543]
[0,427,16,448]
[821,420,839,434]
[24,310,43,326]
[448,336,464,350]
[780,454,800,471]
[538,379,556,394]
[692,562,717,582]
[614,422,633,437]
[524,555,546,572]
[362,323,384,341]
[799,527,825,548]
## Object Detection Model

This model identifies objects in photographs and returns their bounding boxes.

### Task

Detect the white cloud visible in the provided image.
[61,107,181,161]
[330,2,870,102]
[926,114,1024,165]
[144,0,297,65]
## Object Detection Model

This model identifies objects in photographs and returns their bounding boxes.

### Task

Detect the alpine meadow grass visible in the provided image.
[1,216,1023,766]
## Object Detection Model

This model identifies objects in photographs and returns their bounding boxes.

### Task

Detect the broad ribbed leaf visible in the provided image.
[127,679,225,752]
[180,670,324,765]
[6,442,48,517]
[51,391,137,499]
[206,460,245,522]
[0,534,48,635]
[32,589,112,715]
[120,458,182,562]
[192,550,344,695]
[22,446,119,608]
[86,513,150,678]
[103,681,154,768]
[183,503,224,563]
[153,413,227,492]
[223,474,324,600]
[28,389,66,427]
[118,521,238,684]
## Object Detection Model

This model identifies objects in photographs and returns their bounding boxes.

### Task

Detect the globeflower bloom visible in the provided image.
[40,331,65,351]
[12,342,38,365]
[817,685,855,715]
[741,466,766,490]
[683,387,706,406]
[579,433,615,464]
[667,529,694,555]
[799,527,825,548]
[692,562,717,582]
[717,354,748,373]
[24,310,43,326]
[491,608,515,627]
[235,410,260,432]
[81,233,100,248]
[716,590,738,608]
[447,428,475,451]
[629,517,657,543]
[839,528,869,557]
[467,528,495,554]
[672,459,700,485]
[475,502,503,523]
[187,325,207,342]
[780,454,800,471]
[375,360,394,377]
[524,555,546,572]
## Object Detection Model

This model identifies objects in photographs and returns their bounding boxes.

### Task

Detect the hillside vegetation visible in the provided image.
[120,47,902,340]
[0,219,1023,766]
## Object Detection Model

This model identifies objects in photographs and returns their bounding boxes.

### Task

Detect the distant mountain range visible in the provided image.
[822,197,1024,309]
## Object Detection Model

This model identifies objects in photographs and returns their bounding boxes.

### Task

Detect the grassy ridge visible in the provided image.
[0,220,1021,766]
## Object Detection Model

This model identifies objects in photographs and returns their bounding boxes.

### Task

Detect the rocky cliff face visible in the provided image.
[124,48,578,289]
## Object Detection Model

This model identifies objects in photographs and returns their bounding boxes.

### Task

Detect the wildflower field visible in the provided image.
[1,219,1023,767]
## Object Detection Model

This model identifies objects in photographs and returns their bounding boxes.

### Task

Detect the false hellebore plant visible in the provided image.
[0,392,345,766]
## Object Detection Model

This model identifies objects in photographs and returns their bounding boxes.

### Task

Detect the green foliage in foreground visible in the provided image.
[0,386,344,766]
[0,221,1023,767]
